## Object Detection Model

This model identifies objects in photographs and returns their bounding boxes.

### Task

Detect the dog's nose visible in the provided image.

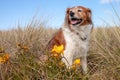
[70,11,74,17]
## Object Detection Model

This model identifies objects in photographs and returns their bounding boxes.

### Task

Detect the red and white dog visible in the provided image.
[47,6,93,73]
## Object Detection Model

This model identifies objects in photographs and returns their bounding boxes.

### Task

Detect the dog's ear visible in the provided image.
[66,8,70,14]
[87,8,93,31]
[64,8,70,26]
[87,8,92,23]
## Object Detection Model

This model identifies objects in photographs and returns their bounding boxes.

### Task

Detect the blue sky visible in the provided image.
[0,0,120,30]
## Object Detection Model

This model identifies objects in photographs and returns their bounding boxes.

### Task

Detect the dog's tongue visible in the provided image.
[71,20,78,25]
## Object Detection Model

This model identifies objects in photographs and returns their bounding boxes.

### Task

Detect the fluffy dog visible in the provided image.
[47,6,93,73]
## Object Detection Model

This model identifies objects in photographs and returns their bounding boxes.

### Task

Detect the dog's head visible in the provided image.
[65,6,92,27]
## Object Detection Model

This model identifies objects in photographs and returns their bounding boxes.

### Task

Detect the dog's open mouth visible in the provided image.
[70,18,83,25]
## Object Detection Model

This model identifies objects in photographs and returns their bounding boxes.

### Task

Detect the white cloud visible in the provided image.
[100,0,120,4]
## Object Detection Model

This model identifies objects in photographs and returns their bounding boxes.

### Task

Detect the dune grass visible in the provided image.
[0,21,120,80]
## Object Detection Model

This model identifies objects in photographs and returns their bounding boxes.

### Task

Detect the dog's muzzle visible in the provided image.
[70,17,83,25]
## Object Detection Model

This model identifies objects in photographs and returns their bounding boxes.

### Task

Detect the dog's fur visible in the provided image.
[46,6,93,73]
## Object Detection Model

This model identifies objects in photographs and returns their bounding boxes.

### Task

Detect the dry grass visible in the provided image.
[88,27,120,80]
[0,21,120,80]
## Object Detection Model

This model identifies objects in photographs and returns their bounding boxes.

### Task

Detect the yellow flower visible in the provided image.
[0,54,9,64]
[3,54,9,61]
[73,59,80,65]
[51,45,64,54]
[0,57,5,63]
[72,59,81,69]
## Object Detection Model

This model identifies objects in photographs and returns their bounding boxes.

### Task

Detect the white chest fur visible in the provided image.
[61,24,93,67]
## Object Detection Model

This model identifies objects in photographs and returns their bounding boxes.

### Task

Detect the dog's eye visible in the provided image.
[78,10,82,12]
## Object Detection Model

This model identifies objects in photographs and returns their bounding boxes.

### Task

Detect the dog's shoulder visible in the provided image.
[46,28,66,51]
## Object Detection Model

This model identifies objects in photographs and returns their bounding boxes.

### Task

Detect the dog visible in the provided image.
[46,6,93,73]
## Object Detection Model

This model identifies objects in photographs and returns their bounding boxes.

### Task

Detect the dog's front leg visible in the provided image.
[81,56,87,74]
[61,52,73,69]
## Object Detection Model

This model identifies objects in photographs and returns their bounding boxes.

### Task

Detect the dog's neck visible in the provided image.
[63,23,93,33]
[62,24,93,41]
